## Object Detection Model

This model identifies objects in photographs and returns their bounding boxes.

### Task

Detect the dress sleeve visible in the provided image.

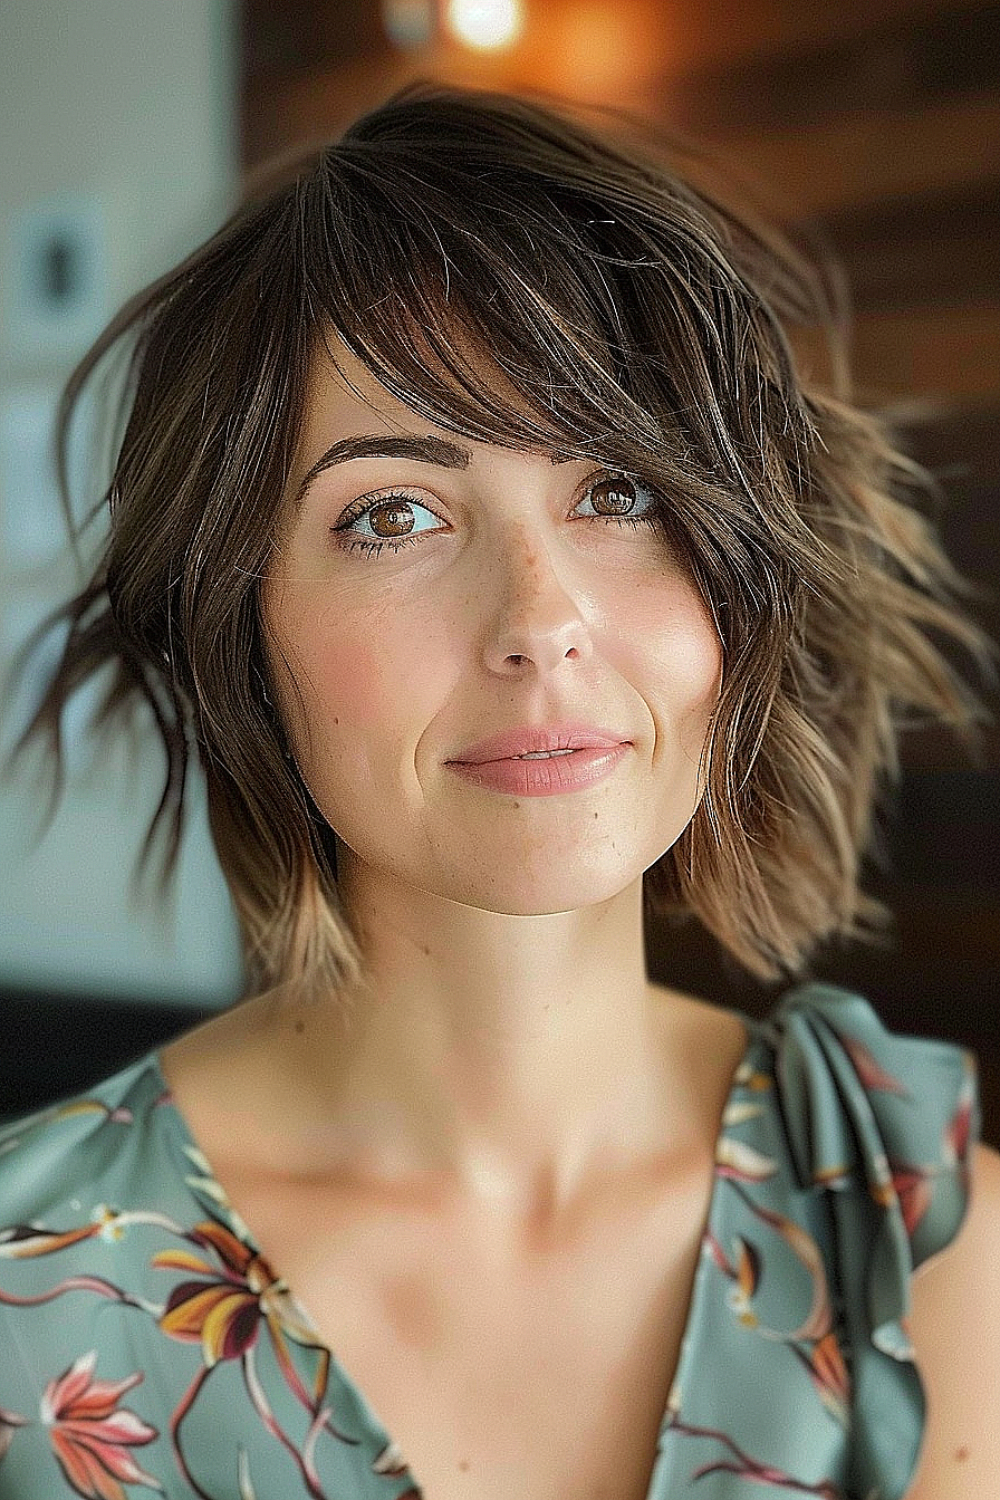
[768,981,980,1498]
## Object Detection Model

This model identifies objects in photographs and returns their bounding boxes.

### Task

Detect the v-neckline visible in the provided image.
[149,1006,766,1499]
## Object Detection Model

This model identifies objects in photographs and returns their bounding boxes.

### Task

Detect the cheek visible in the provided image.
[639,603,722,828]
[266,595,448,773]
[627,581,723,741]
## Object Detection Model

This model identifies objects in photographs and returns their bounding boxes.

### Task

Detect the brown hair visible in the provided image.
[13,82,996,1003]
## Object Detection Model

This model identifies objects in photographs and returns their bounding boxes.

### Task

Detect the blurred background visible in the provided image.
[1,0,997,1132]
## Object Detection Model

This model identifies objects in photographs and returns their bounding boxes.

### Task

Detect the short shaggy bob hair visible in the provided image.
[19,83,995,1004]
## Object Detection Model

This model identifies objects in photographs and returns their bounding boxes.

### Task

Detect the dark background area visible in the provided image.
[3,0,997,1138]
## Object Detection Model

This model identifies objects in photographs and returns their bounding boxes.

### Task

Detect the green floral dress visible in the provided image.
[0,982,978,1500]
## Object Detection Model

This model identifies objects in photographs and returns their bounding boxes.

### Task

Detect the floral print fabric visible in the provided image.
[0,982,978,1500]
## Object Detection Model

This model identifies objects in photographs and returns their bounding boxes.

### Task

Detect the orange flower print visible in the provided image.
[155,1219,290,1367]
[154,1217,335,1499]
[41,1351,161,1500]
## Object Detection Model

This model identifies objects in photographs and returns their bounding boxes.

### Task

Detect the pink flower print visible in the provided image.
[41,1351,162,1499]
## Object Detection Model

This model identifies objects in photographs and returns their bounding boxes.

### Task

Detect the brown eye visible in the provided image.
[589,477,636,515]
[368,500,416,537]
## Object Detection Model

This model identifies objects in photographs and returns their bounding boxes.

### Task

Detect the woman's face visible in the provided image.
[262,343,724,915]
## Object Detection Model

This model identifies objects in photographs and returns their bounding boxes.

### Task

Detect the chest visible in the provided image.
[224,1157,715,1500]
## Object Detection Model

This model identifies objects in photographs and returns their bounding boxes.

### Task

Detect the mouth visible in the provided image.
[446,741,631,796]
[449,725,630,766]
[507,749,577,759]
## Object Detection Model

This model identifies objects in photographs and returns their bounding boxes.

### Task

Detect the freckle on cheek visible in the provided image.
[953,1446,970,1462]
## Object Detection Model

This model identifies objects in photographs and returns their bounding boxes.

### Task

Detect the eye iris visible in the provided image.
[370,500,415,537]
[591,477,635,515]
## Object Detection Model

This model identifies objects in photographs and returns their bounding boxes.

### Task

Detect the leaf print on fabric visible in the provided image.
[0,1404,29,1463]
[0,1205,176,1264]
[870,1124,973,1242]
[733,1059,773,1092]
[706,1179,852,1428]
[725,1182,833,1344]
[181,1145,255,1246]
[715,1136,778,1182]
[703,1232,762,1328]
[884,1164,934,1238]
[49,1100,135,1127]
[372,1436,413,1479]
[0,1098,133,1160]
[237,1446,257,1500]
[720,1100,765,1128]
[839,1037,910,1098]
[663,1415,841,1497]
[944,1054,977,1173]
[0,1253,160,1318]
[0,1206,182,1319]
[0,1220,109,1260]
[41,1352,161,1500]
[789,1332,851,1427]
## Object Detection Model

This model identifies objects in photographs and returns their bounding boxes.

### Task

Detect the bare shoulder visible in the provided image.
[905,1141,1000,1497]
[645,982,751,1117]
[157,993,285,1165]
[646,981,750,1052]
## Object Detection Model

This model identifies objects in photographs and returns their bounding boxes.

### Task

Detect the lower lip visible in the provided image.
[446,743,630,796]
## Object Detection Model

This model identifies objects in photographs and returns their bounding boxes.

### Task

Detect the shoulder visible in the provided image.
[758,982,995,1496]
[0,1054,163,1229]
[646,981,751,1110]
[905,1140,1000,1497]
[762,983,976,1229]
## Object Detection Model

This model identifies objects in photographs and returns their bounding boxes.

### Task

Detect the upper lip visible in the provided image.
[448,724,631,765]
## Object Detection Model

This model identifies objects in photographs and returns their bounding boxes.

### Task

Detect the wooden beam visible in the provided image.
[699,92,1000,216]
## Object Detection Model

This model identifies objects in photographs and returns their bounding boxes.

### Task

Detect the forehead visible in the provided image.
[301,335,430,441]
[283,330,586,524]
[294,325,577,471]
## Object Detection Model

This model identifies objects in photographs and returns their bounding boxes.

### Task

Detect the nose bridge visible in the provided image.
[484,511,591,673]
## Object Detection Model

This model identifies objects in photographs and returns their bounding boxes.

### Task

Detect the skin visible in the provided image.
[905,1142,1000,1495]
[254,337,731,1227]
[162,336,1000,1495]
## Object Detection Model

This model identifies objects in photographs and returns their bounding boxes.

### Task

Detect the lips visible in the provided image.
[449,724,630,765]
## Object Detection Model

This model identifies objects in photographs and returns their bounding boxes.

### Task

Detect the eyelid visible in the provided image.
[335,484,446,530]
[332,468,656,547]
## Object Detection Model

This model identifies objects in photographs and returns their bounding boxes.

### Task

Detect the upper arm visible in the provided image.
[905,1140,1000,1498]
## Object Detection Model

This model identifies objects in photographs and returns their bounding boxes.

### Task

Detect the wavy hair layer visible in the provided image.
[15,83,996,1000]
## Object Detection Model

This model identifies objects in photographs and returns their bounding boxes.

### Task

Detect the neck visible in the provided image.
[263,851,711,1224]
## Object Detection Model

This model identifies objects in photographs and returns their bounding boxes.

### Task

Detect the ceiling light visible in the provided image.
[445,0,524,51]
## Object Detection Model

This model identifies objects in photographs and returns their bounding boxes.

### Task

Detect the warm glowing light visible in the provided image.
[445,0,524,51]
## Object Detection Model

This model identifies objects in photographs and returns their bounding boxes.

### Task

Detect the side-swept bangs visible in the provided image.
[301,92,817,607]
[13,83,995,1002]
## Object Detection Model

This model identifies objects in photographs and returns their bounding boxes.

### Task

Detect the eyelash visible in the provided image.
[332,473,661,560]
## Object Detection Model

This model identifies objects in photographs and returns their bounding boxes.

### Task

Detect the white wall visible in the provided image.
[0,0,243,1006]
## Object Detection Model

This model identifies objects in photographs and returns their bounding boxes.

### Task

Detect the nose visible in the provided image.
[482,528,594,677]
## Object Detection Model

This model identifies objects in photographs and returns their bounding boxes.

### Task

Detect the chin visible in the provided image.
[436,857,645,916]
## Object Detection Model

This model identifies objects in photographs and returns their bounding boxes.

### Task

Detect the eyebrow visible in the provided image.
[292,433,577,509]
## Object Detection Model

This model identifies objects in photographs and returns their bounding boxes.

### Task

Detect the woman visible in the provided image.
[0,84,998,1500]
